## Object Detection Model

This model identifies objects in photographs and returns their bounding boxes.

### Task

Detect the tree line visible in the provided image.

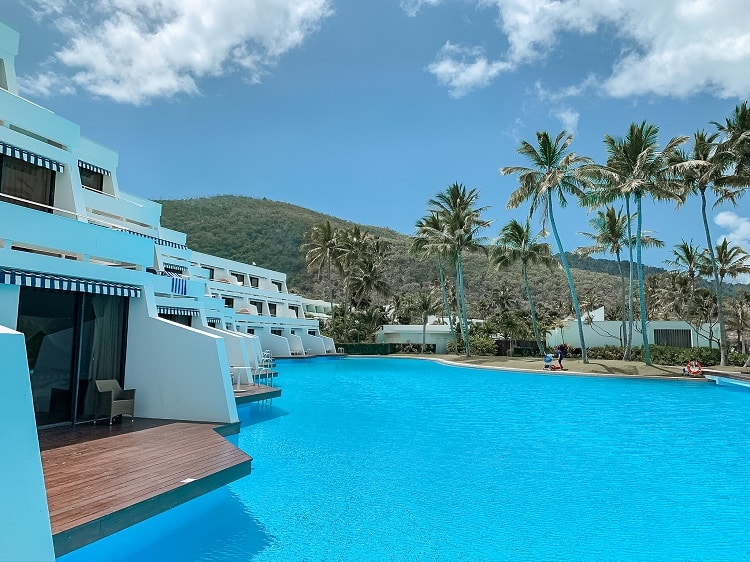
[303,102,750,366]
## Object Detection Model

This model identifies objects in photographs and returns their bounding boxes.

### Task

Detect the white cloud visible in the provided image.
[714,211,750,251]
[17,71,76,97]
[425,42,511,98]
[400,0,441,17]
[551,107,580,135]
[425,0,750,100]
[20,0,333,105]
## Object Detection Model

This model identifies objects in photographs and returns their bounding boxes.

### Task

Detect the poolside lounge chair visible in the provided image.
[94,379,136,424]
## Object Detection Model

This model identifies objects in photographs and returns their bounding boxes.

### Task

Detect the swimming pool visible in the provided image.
[61,357,750,560]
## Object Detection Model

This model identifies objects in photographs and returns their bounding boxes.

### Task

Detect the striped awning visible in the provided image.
[157,305,200,317]
[0,142,64,173]
[0,269,140,298]
[78,160,111,176]
[207,317,222,326]
[163,262,187,273]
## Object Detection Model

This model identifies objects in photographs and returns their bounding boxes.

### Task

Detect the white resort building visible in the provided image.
[0,21,334,561]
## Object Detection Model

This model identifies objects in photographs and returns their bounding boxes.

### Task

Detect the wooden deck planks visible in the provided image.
[41,421,252,556]
[234,382,282,404]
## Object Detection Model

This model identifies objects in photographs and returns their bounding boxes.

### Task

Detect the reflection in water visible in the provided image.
[58,487,272,562]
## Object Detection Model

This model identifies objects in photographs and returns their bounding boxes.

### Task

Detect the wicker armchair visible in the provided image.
[94,379,136,424]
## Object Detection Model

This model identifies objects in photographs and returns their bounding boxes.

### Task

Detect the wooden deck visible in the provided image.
[40,419,252,556]
[233,382,282,404]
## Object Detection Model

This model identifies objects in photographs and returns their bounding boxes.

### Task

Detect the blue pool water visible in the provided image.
[61,357,750,561]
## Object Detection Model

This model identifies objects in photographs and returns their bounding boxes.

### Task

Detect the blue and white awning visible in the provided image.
[0,269,140,297]
[163,262,187,273]
[157,305,200,317]
[78,160,111,176]
[207,317,222,326]
[0,142,64,173]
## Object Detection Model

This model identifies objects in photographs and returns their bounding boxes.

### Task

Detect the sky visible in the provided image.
[3,0,750,273]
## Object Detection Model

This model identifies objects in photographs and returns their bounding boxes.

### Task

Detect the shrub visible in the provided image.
[511,347,535,357]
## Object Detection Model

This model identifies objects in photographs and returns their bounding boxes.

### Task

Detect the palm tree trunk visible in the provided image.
[328,259,335,325]
[438,256,457,345]
[700,188,728,365]
[625,194,634,361]
[548,203,588,363]
[524,261,545,355]
[636,193,652,366]
[615,249,626,348]
[456,253,471,356]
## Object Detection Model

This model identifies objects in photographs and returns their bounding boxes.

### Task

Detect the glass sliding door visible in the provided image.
[17,288,128,427]
[77,294,127,422]
[18,288,78,426]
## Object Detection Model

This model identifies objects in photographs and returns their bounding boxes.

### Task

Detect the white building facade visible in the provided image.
[0,21,334,561]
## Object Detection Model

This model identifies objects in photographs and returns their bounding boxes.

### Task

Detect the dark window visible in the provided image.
[79,167,103,192]
[159,313,192,327]
[203,266,214,280]
[308,330,317,336]
[653,329,692,348]
[289,305,299,318]
[0,154,55,212]
[230,271,244,285]
[247,328,255,335]
[250,301,263,314]
[271,280,283,291]
[271,328,283,336]
[268,303,277,317]
[249,276,259,288]
[223,297,234,308]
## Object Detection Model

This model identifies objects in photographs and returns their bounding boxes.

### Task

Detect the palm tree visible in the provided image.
[576,206,663,356]
[700,239,750,285]
[349,257,391,309]
[590,122,686,365]
[412,212,456,344]
[302,220,341,323]
[491,219,554,355]
[414,290,442,352]
[713,101,750,195]
[663,239,704,327]
[502,131,594,363]
[670,131,732,365]
[426,182,490,356]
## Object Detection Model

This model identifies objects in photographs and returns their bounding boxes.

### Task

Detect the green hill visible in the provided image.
[157,195,738,318]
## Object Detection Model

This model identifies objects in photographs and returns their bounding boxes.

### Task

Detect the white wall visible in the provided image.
[547,320,715,349]
[125,300,237,424]
[199,325,252,385]
[299,332,327,355]
[0,326,55,562]
[257,331,292,357]
[0,284,19,328]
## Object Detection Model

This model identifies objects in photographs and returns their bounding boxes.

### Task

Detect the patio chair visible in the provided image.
[94,379,136,424]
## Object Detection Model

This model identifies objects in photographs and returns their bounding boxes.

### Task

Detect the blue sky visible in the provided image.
[4,0,750,271]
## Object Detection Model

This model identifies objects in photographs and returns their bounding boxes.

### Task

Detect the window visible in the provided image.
[308,330,317,336]
[202,265,215,280]
[230,271,245,285]
[249,276,259,288]
[653,329,692,348]
[271,280,283,292]
[159,313,192,327]
[0,154,55,212]
[271,328,283,336]
[79,166,103,192]
[268,303,277,317]
[247,328,255,335]
[223,297,234,308]
[249,300,263,314]
[289,305,299,317]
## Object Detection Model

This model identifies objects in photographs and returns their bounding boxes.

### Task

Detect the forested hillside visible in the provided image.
[157,195,660,318]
